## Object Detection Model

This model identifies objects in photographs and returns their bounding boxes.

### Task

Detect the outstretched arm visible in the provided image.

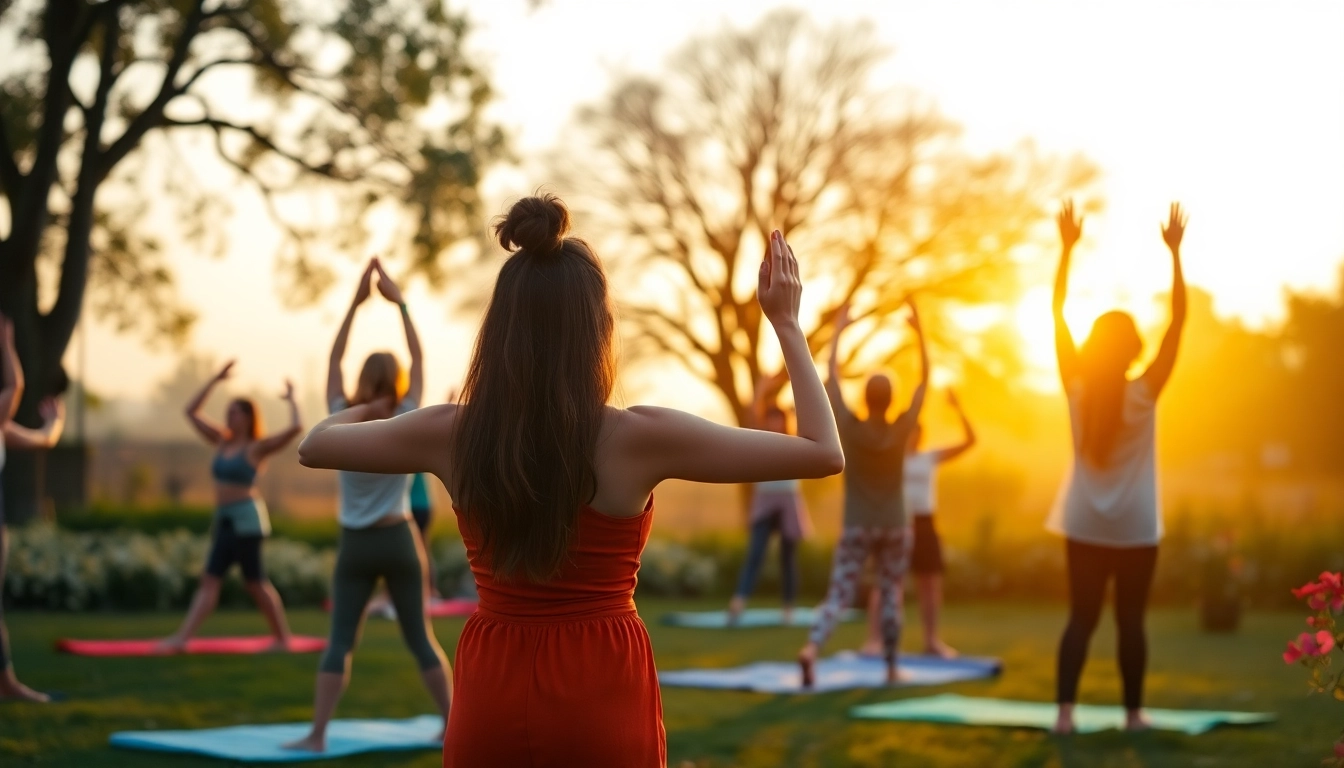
[252,380,303,459]
[375,261,423,406]
[899,301,930,423]
[328,260,376,406]
[825,305,853,422]
[1054,199,1083,383]
[1141,202,1189,397]
[4,397,64,449]
[0,315,23,423]
[934,389,977,463]
[184,361,232,445]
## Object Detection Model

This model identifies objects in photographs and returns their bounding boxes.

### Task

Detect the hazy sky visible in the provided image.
[76,0,1344,412]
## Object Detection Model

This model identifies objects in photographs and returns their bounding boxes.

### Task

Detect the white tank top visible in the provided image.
[902,451,938,516]
[1047,377,1161,546]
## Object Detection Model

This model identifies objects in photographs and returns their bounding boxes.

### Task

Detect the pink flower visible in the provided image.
[1320,572,1343,591]
[1294,582,1327,599]
[1284,631,1336,663]
[1307,616,1317,627]
[1334,740,1344,758]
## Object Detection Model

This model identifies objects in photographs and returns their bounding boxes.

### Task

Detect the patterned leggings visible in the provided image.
[809,526,910,658]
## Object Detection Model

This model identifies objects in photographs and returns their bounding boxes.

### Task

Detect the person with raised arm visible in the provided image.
[797,301,928,688]
[858,388,976,659]
[725,374,813,626]
[1049,200,1188,734]
[0,315,65,702]
[296,194,842,766]
[285,258,450,753]
[157,362,302,653]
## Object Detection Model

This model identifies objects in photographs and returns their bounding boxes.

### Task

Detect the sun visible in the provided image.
[1011,285,1124,382]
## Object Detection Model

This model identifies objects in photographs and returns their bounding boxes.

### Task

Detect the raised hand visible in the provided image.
[947,388,962,410]
[1057,199,1084,251]
[281,379,296,402]
[1161,202,1187,253]
[834,303,851,334]
[905,299,922,334]
[352,260,376,306]
[758,230,802,329]
[216,360,236,381]
[373,259,405,304]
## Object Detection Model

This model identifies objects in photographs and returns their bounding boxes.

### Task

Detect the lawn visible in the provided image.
[0,600,1328,767]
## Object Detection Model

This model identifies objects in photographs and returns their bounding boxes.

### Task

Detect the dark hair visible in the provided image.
[1077,311,1142,466]
[451,193,615,583]
[230,398,262,441]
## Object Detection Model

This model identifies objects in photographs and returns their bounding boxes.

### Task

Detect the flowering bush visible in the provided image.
[636,539,718,597]
[1285,571,1344,766]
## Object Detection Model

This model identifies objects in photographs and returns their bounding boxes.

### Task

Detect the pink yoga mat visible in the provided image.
[56,635,327,657]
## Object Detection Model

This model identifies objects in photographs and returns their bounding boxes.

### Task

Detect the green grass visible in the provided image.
[0,600,1329,767]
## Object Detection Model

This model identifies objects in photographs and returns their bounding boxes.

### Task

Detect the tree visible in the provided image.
[0,0,504,519]
[558,10,1095,425]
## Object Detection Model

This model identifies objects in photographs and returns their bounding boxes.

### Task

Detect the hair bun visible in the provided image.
[495,193,571,254]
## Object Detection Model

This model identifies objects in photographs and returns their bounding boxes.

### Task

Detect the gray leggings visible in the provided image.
[319,520,445,674]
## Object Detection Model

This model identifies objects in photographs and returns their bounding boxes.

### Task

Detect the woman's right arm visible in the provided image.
[625,231,845,485]
[0,315,22,424]
[184,361,230,445]
[1054,200,1082,383]
[328,260,376,405]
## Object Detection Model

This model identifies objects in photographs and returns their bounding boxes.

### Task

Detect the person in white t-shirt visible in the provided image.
[858,389,975,659]
[1048,200,1188,735]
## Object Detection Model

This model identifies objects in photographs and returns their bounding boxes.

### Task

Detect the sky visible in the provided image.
[73,0,1344,414]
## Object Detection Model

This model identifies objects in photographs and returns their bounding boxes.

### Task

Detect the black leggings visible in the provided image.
[1056,539,1159,710]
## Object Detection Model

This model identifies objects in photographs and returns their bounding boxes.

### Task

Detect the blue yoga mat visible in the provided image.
[851,694,1275,735]
[661,607,859,628]
[659,651,1001,694]
[110,715,442,762]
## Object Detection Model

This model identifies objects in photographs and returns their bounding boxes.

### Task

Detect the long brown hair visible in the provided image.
[229,398,262,441]
[352,352,406,406]
[451,194,616,582]
[1077,311,1142,466]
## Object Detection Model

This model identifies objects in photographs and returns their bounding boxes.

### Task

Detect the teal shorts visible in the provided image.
[216,498,271,537]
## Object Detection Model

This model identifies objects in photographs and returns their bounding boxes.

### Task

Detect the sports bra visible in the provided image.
[211,448,257,486]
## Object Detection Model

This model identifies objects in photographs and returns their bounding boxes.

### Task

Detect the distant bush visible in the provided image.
[59,504,344,547]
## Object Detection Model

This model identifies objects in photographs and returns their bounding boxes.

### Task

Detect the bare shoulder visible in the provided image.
[601,404,687,448]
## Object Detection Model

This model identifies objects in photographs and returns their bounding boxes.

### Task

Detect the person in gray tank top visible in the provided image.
[798,301,928,687]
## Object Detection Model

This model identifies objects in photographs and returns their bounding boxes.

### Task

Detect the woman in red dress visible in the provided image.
[298,194,844,767]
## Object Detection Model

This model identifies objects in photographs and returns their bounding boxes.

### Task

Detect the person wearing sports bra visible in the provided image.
[156,361,303,654]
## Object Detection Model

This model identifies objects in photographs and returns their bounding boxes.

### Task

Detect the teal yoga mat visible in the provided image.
[850,694,1275,735]
[110,716,442,762]
[662,607,859,628]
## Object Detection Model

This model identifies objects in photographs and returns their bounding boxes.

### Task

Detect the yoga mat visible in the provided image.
[57,635,326,657]
[661,607,860,628]
[110,715,443,762]
[850,694,1275,735]
[659,651,1001,694]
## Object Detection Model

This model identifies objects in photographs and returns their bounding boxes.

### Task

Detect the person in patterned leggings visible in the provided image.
[798,301,928,687]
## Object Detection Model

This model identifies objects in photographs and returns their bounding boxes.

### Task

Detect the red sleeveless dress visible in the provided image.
[443,498,665,767]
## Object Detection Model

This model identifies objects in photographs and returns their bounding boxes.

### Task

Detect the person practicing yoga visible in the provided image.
[799,301,928,688]
[158,360,302,653]
[0,315,66,702]
[285,258,450,753]
[297,194,844,767]
[1049,200,1188,734]
[858,388,976,659]
[726,377,813,626]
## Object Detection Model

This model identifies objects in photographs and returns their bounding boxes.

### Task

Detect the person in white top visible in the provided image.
[858,389,975,659]
[726,376,814,626]
[1049,200,1188,735]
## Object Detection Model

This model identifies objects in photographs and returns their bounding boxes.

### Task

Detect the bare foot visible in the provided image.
[781,605,794,625]
[153,636,187,655]
[857,640,884,657]
[1052,704,1075,735]
[726,596,745,626]
[1124,710,1151,732]
[924,640,959,659]
[0,676,52,703]
[264,636,292,653]
[798,645,817,689]
[282,732,326,753]
[884,662,912,686]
